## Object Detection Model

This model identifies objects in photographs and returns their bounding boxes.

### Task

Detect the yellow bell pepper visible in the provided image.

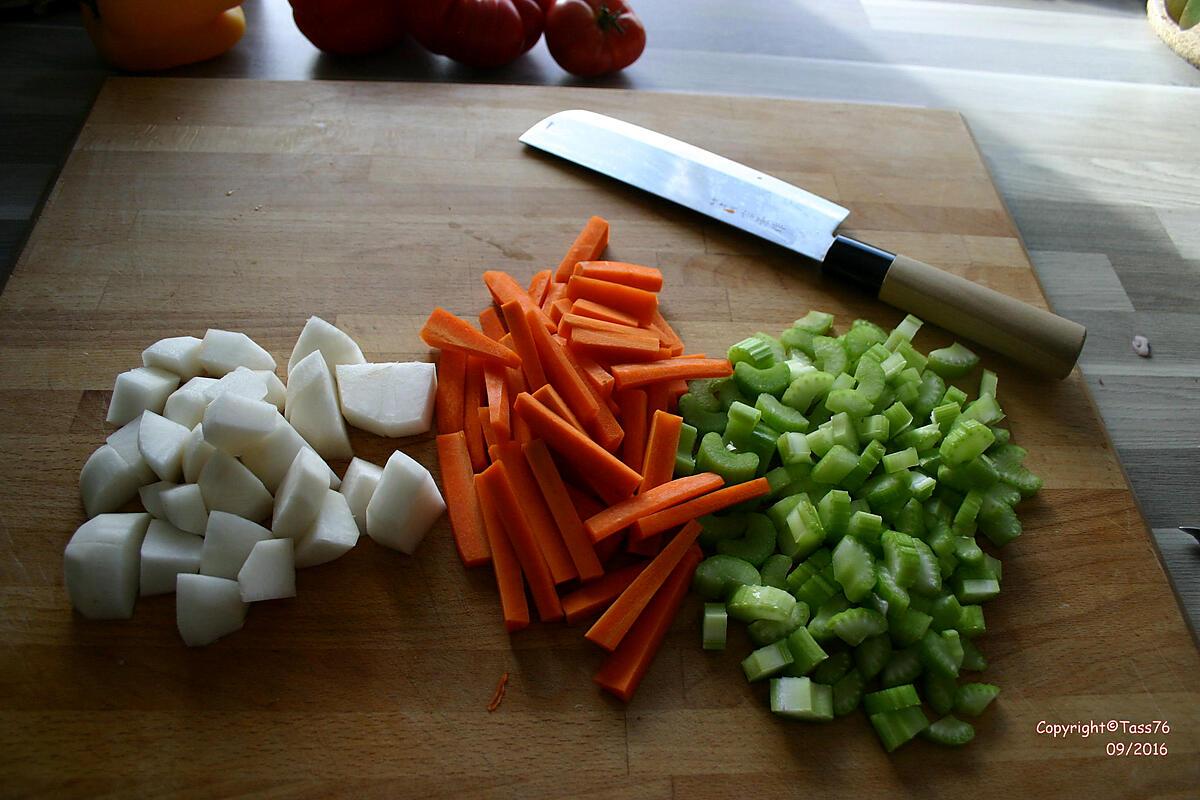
[81,0,247,72]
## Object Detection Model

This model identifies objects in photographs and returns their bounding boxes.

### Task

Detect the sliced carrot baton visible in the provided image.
[531,383,585,433]
[569,350,616,398]
[585,472,725,543]
[483,361,511,441]
[556,215,609,281]
[500,299,547,391]
[512,412,532,445]
[478,306,506,341]
[569,329,664,363]
[626,533,663,558]
[641,411,684,492]
[478,406,504,453]
[616,390,649,471]
[541,281,567,313]
[558,312,668,345]
[474,468,529,633]
[594,544,702,702]
[648,307,684,355]
[610,357,733,391]
[463,356,488,471]
[475,461,564,622]
[585,519,705,652]
[569,297,643,328]
[631,477,771,541]
[420,307,522,369]
[522,438,605,582]
[512,392,641,501]
[665,379,689,411]
[493,441,578,586]
[525,307,601,427]
[436,432,492,568]
[483,270,555,332]
[560,562,648,625]
[567,276,658,326]
[528,269,552,306]
[435,350,467,435]
[575,261,664,292]
[569,353,625,454]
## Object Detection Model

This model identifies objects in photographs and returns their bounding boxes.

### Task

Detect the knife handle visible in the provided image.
[823,236,1086,379]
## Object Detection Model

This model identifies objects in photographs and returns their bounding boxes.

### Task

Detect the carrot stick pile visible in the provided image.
[422,217,765,703]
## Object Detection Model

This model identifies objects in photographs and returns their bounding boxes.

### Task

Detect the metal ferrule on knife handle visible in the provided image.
[823,236,1087,379]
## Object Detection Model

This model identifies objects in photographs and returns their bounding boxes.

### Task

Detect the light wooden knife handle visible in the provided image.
[879,254,1086,379]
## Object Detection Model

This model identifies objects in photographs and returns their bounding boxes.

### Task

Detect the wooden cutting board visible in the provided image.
[0,78,1196,798]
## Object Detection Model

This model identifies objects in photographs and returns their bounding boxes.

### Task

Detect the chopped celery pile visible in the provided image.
[685,312,1030,753]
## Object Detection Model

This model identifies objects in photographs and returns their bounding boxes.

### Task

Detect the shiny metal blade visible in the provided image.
[520,110,850,262]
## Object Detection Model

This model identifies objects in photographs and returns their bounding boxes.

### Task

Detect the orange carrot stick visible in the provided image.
[500,300,547,391]
[648,308,684,353]
[512,392,641,501]
[560,562,648,625]
[585,520,705,651]
[478,306,506,341]
[567,277,657,326]
[641,411,684,492]
[436,432,492,568]
[563,346,625,454]
[610,357,733,390]
[569,329,663,363]
[616,390,649,471]
[512,412,532,444]
[549,297,572,325]
[531,384,585,433]
[421,307,521,368]
[476,462,564,622]
[568,350,615,398]
[594,545,702,701]
[484,362,511,441]
[541,281,567,313]
[435,350,467,435]
[569,298,643,328]
[494,442,577,585]
[463,356,488,471]
[522,439,604,583]
[585,472,725,543]
[528,269,552,306]
[626,534,662,557]
[525,308,601,427]
[483,271,555,332]
[478,406,504,452]
[558,312,669,345]
[474,469,529,632]
[556,215,609,281]
[664,379,689,411]
[631,478,771,540]
[575,261,663,292]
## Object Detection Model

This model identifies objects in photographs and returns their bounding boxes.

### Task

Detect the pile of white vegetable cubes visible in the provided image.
[65,316,445,646]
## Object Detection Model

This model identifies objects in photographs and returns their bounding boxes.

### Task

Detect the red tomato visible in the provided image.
[407,0,545,69]
[545,0,645,77]
[288,0,407,56]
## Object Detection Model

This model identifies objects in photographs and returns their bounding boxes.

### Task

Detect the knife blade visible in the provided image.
[520,110,1086,379]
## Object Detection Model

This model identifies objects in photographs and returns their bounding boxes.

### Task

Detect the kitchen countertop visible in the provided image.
[1,0,1196,632]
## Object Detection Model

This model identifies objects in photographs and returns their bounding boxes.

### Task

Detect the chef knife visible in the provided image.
[519,110,1086,379]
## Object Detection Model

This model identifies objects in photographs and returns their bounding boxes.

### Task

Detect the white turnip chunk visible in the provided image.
[287,315,365,378]
[142,335,203,380]
[197,451,273,523]
[294,489,359,568]
[137,411,191,482]
[271,449,328,539]
[237,538,296,602]
[164,376,218,429]
[200,510,272,579]
[176,574,247,647]
[80,444,145,518]
[336,362,436,438]
[140,519,202,596]
[201,393,277,456]
[160,483,208,536]
[63,512,150,619]
[106,367,179,426]
[198,329,275,376]
[285,350,353,460]
[339,457,382,535]
[365,450,445,554]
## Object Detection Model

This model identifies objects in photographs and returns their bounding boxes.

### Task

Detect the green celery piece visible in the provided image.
[998,462,1042,498]
[979,500,1022,547]
[685,378,724,411]
[853,356,886,404]
[777,431,812,466]
[907,594,933,615]
[844,323,888,367]
[882,401,913,438]
[883,447,919,473]
[757,393,809,433]
[832,536,877,602]
[960,639,987,672]
[960,454,1001,489]
[883,530,921,587]
[733,360,791,399]
[702,603,728,651]
[832,668,866,717]
[817,490,852,542]
[805,426,835,458]
[938,550,959,580]
[953,489,984,535]
[988,426,1011,447]
[932,402,961,436]
[957,605,986,638]
[698,512,748,547]
[941,385,968,407]
[864,473,910,517]
[896,340,928,372]
[813,336,848,376]
[785,626,829,675]
[771,677,834,721]
[894,422,942,451]
[730,423,781,478]
[764,466,796,499]
[961,394,1004,426]
[887,314,923,347]
[783,370,834,414]
[807,401,834,428]
[855,633,892,680]
[984,481,1022,507]
[911,537,942,596]
[830,372,856,392]
[927,342,980,378]
[881,646,924,687]
[728,334,778,368]
[888,606,933,647]
[879,350,908,381]
[906,470,937,502]
[678,393,728,437]
[723,401,761,442]
[928,594,964,631]
[912,370,946,422]
[926,520,957,560]
[894,381,920,408]
[863,683,920,714]
[842,439,886,492]
[826,388,873,418]
[811,444,859,485]
[779,496,826,559]
[870,705,929,752]
[747,600,810,647]
[925,497,953,523]
[780,326,816,358]
[954,536,984,565]
[954,575,1000,605]
[786,358,816,381]
[806,547,833,570]
[716,513,777,567]
[919,629,963,679]
[691,554,761,600]
[830,607,888,646]
[847,510,884,546]
[697,431,759,485]
[794,310,835,335]
[940,419,995,466]
[856,414,890,444]
[742,639,794,682]
[954,683,1000,717]
[767,494,805,531]
[924,671,958,716]
[875,567,910,614]
[811,651,854,685]
[894,366,922,388]
[805,594,850,642]
[759,553,794,590]
[989,443,1026,470]
[728,584,797,623]
[862,342,891,364]
[675,422,698,477]
[923,715,975,746]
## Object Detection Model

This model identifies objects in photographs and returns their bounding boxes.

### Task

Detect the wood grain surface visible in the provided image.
[0,78,1196,799]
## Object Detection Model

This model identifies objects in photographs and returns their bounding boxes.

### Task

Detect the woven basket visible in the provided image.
[1149,0,1200,68]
